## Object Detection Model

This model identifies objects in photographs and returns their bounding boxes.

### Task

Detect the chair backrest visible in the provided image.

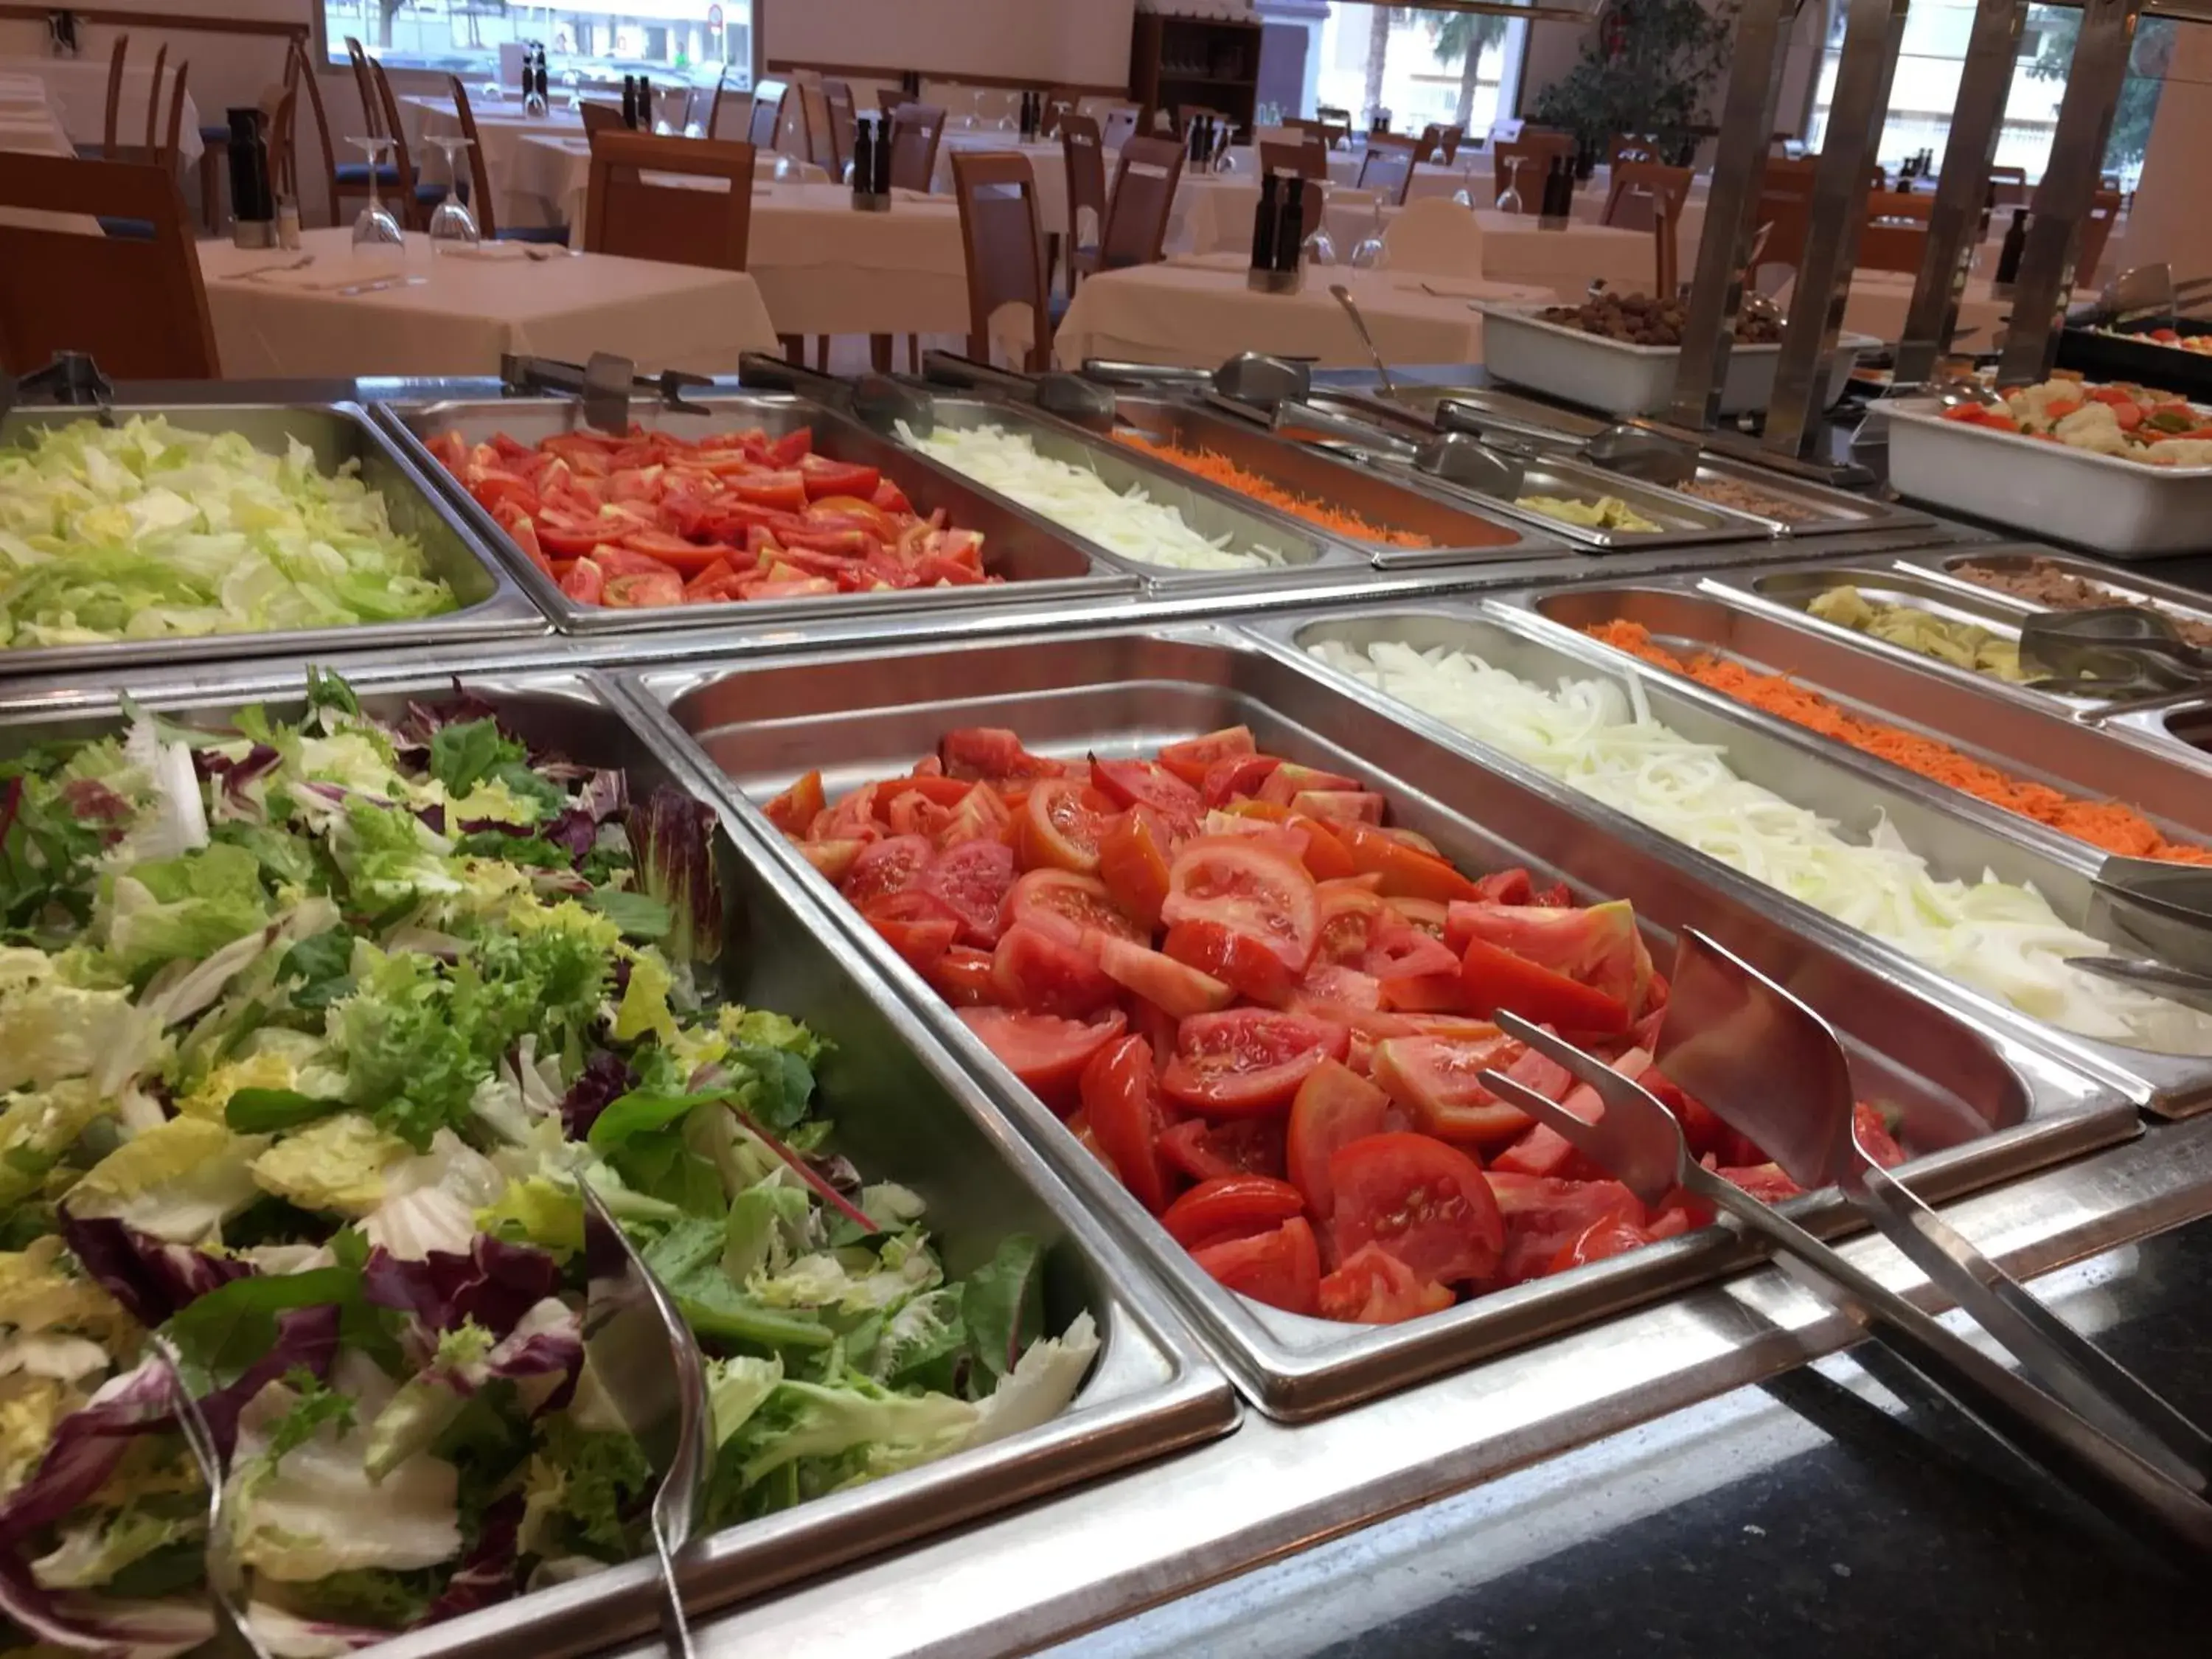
[1860,191,1932,274]
[823,79,856,174]
[797,80,837,173]
[1379,193,1482,276]
[98,35,128,157]
[1750,153,1820,281]
[142,44,167,153]
[876,88,905,120]
[580,100,626,136]
[584,131,755,271]
[1357,132,1419,205]
[0,153,218,377]
[1987,163,2028,209]
[1098,133,1184,271]
[886,102,945,192]
[367,59,418,212]
[1414,123,1446,164]
[344,38,382,139]
[269,83,299,202]
[1042,88,1079,139]
[2079,189,2122,288]
[703,72,728,141]
[749,83,788,150]
[1601,159,1692,232]
[1259,137,1327,180]
[1315,105,1353,149]
[1610,133,1662,171]
[156,60,187,171]
[448,74,496,237]
[948,149,1049,373]
[291,37,342,226]
[1493,135,1571,206]
[1100,105,1139,150]
[1060,113,1107,246]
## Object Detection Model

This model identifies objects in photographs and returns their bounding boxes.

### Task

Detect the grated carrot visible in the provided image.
[1113,432,1439,549]
[1585,619,2212,866]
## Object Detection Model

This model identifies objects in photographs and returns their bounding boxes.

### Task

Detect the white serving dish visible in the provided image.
[1472,303,1877,417]
[1885,396,2212,560]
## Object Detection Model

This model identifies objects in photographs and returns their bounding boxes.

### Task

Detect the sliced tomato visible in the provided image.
[797,454,881,500]
[915,838,1017,947]
[1459,937,1629,1035]
[1288,790,1388,827]
[1161,1009,1350,1116]
[1162,836,1321,979]
[1485,1172,1645,1286]
[1285,813,1357,881]
[1450,899,1653,1018]
[958,1007,1126,1105]
[1546,1211,1653,1276]
[1066,1111,1117,1175]
[1160,1175,1309,1251]
[1256,762,1361,807]
[1201,754,1284,807]
[1314,882,1389,966]
[1011,779,1107,873]
[731,470,809,512]
[603,570,684,608]
[1340,821,1478,904]
[557,557,606,605]
[1190,1217,1321,1316]
[940,781,1013,849]
[927,945,999,1007]
[1096,809,1174,932]
[538,518,628,558]
[1163,918,1296,1005]
[1331,1133,1504,1286]
[1094,934,1233,1018]
[1368,1032,1531,1144]
[1467,868,1536,908]
[1285,1058,1391,1214]
[1294,962,1383,1012]
[1719,1161,1804,1204]
[1089,755,1203,834]
[1155,1116,1287,1183]
[940,728,1064,786]
[1004,869,1144,949]
[1159,726,1257,787]
[1317,1242,1455,1324]
[863,889,961,970]
[992,922,1119,1019]
[797,838,865,883]
[1854,1102,1906,1169]
[842,833,934,908]
[621,529,737,576]
[1080,1036,1175,1214]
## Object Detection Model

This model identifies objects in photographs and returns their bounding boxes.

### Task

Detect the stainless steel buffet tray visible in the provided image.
[0,666,1233,1659]
[1916,546,2212,639]
[1248,601,2212,1118]
[1105,394,1559,567]
[374,393,1139,634]
[1511,578,2212,856]
[0,401,544,674]
[613,626,2132,1421]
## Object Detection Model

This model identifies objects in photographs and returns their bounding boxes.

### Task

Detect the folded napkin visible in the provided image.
[248,254,419,291]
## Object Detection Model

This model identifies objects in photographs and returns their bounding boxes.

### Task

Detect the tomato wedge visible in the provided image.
[1285,1058,1391,1214]
[1370,1033,1532,1145]
[1016,779,1110,874]
[842,834,933,909]
[991,923,1119,1019]
[1161,1009,1351,1116]
[915,838,1017,947]
[1005,869,1143,950]
[939,728,1064,786]
[862,889,961,971]
[1155,1116,1287,1182]
[1158,726,1257,787]
[1094,934,1234,1018]
[1191,1217,1321,1315]
[1096,809,1174,933]
[1339,821,1478,904]
[1458,937,1629,1034]
[1330,1133,1503,1286]
[1160,1175,1309,1251]
[958,1007,1125,1103]
[927,945,998,1007]
[1090,755,1203,834]
[1161,836,1321,979]
[1163,918,1297,1005]
[1318,1242,1455,1324]
[1080,1036,1175,1213]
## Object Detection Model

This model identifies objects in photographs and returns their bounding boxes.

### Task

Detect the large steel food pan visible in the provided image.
[616,628,2129,1420]
[1513,580,2212,853]
[886,396,1371,591]
[375,394,1139,634]
[0,401,543,675]
[1909,546,2212,648]
[0,668,1232,1659]
[1252,602,2212,1119]
[1104,394,1557,567]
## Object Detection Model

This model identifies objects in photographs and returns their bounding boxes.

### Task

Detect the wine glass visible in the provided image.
[480,77,502,105]
[426,137,479,253]
[772,153,798,182]
[1495,156,1526,215]
[1302,224,1337,267]
[349,137,405,255]
[1350,197,1385,268]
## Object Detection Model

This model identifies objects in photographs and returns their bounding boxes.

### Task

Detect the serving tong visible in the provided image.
[499,352,714,436]
[1433,400,1704,490]
[2068,853,2212,1012]
[2018,605,2212,699]
[2067,262,2212,331]
[0,349,116,425]
[1264,396,1528,500]
[737,350,935,436]
[1078,351,1315,409]
[1475,928,2212,1562]
[917,349,1119,432]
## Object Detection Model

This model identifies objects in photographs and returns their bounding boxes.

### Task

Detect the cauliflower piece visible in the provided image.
[2144,437,2212,469]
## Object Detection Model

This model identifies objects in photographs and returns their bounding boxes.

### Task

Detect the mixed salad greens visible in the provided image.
[0,419,459,651]
[0,675,1096,1657]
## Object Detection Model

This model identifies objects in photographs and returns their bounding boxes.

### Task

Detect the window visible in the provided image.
[1265,2,1531,138]
[325,0,754,86]
[1805,0,2173,187]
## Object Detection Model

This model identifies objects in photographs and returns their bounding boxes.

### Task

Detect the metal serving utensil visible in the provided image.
[2019,607,2212,695]
[2067,262,2212,330]
[918,349,1119,433]
[735,351,934,437]
[500,352,714,434]
[2065,852,2212,991]
[1269,397,1525,499]
[1079,352,1314,410]
[1652,928,2212,1489]
[580,1180,708,1659]
[2067,955,2212,1015]
[1473,996,2212,1561]
[1328,283,1398,402]
[1435,402,1703,490]
[146,1337,272,1659]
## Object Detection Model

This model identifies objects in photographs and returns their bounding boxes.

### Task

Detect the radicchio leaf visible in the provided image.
[627,787,723,964]
[0,1555,213,1658]
[59,1214,255,1327]
[558,1050,634,1140]
[195,1303,344,1459]
[0,1360,177,1551]
[193,743,281,821]
[362,1237,561,1340]
[416,1492,525,1627]
[576,768,628,825]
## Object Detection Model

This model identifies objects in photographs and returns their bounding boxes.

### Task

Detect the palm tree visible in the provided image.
[1427,10,1509,129]
[1363,5,1397,126]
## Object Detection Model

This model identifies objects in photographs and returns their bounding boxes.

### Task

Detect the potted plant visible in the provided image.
[1531,0,1738,175]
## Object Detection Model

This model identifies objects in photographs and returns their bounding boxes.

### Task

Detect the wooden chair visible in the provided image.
[1860,191,1931,274]
[1492,133,1572,206]
[797,80,838,175]
[1986,164,2028,209]
[1315,105,1354,150]
[1060,114,1108,287]
[1101,105,1140,150]
[1750,153,1819,288]
[948,150,1051,372]
[584,131,755,271]
[449,77,567,244]
[580,101,627,135]
[1415,122,1447,164]
[1437,125,1465,163]
[1096,134,1184,273]
[368,58,446,231]
[887,102,946,192]
[1259,136,1327,180]
[97,35,129,157]
[1610,133,1662,171]
[2079,189,2123,288]
[344,38,383,139]
[292,38,372,227]
[823,79,857,178]
[268,84,298,204]
[703,71,730,142]
[1357,131,1419,205]
[748,83,789,152]
[876,88,905,120]
[97,58,189,238]
[1041,88,1081,139]
[1603,161,1694,293]
[0,154,218,377]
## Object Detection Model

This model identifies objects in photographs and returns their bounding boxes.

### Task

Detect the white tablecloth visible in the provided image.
[196,225,778,377]
[745,181,970,338]
[1804,271,2015,347]
[0,54,202,166]
[1052,254,1553,370]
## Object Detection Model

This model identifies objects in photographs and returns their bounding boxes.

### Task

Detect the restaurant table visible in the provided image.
[400,93,582,222]
[936,133,1076,241]
[195,226,778,378]
[0,54,202,167]
[1175,184,1658,298]
[1051,254,1554,369]
[509,134,826,235]
[743,181,971,341]
[1769,270,2015,347]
